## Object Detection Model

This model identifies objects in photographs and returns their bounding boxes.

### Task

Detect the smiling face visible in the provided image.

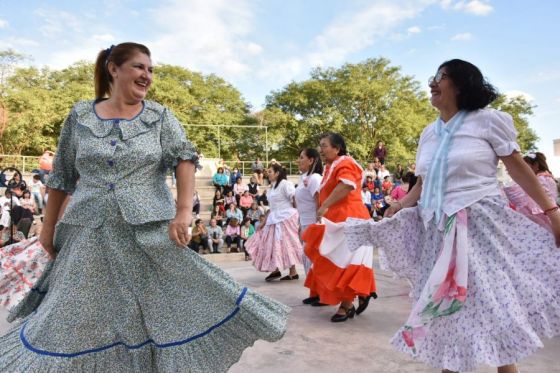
[319,138,339,164]
[429,67,459,116]
[108,51,153,103]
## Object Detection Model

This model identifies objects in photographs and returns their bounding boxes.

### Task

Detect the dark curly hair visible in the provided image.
[439,59,498,111]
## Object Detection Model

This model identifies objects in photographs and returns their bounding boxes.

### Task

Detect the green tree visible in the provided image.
[490,94,538,152]
[265,58,436,166]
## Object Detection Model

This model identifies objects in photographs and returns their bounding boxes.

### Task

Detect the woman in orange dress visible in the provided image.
[303,133,377,322]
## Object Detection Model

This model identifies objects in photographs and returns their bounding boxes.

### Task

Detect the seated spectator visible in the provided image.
[226,202,243,225]
[239,191,254,216]
[362,163,377,183]
[211,205,225,228]
[224,218,241,253]
[251,158,264,185]
[207,218,224,254]
[229,167,242,189]
[257,189,269,211]
[212,167,229,192]
[394,163,404,186]
[233,177,248,205]
[239,218,255,260]
[192,190,201,218]
[254,214,266,230]
[189,219,210,254]
[361,186,372,215]
[382,175,393,195]
[0,190,20,229]
[224,190,236,210]
[371,187,385,219]
[364,175,375,192]
[377,163,390,181]
[247,176,259,198]
[212,190,225,212]
[246,202,263,225]
[390,174,409,202]
[20,191,36,215]
[30,174,45,214]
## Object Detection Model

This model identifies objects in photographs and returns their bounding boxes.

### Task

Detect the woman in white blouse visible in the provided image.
[245,163,303,281]
[294,148,323,303]
[348,59,560,373]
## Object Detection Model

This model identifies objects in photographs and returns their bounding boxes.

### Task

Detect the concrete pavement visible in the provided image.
[2,259,559,372]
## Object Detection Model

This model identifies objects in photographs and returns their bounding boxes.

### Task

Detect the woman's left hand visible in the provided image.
[169,208,193,247]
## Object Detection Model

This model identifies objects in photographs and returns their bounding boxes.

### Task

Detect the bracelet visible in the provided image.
[544,206,559,216]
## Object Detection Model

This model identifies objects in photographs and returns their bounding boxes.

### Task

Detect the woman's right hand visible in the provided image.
[39,227,56,259]
[384,202,402,218]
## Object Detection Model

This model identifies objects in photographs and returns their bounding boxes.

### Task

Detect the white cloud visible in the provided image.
[35,9,83,38]
[148,0,257,76]
[504,90,534,102]
[0,19,8,29]
[306,1,434,67]
[451,32,472,41]
[442,0,493,16]
[0,37,39,49]
[407,26,422,34]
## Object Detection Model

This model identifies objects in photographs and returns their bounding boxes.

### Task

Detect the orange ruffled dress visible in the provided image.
[303,156,376,305]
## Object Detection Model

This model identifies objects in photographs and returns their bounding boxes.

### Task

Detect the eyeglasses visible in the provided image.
[428,71,449,86]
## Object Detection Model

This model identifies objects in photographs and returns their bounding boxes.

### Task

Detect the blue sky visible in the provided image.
[1,0,559,167]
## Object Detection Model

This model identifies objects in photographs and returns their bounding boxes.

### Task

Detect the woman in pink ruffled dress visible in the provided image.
[504,152,558,232]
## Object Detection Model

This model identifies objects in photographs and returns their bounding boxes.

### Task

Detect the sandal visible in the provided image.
[265,271,281,282]
[331,304,356,322]
[280,274,299,281]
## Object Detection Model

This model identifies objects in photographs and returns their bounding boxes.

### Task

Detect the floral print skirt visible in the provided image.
[0,209,289,372]
[347,195,560,372]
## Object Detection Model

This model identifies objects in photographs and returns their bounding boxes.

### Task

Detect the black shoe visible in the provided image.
[311,301,328,307]
[280,274,299,281]
[331,305,356,322]
[356,296,370,315]
[265,271,281,282]
[302,296,320,305]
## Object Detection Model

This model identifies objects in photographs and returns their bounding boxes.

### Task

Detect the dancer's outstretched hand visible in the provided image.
[169,209,193,247]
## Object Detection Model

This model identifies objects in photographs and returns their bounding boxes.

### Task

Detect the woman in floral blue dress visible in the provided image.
[0,42,289,372]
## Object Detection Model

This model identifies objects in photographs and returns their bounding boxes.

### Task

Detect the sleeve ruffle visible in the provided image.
[485,109,520,157]
[161,108,201,170]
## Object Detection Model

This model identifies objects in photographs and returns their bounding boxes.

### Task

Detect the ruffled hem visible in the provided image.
[245,213,303,272]
[303,223,376,305]
[1,288,289,372]
[390,304,560,372]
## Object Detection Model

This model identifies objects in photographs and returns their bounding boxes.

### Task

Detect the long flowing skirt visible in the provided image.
[304,218,376,305]
[346,196,560,371]
[0,209,289,372]
[245,213,303,272]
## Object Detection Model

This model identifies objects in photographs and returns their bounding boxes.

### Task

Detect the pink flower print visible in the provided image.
[402,329,415,348]
[433,263,467,303]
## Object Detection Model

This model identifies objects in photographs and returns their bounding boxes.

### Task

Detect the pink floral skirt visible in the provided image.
[0,237,51,311]
[245,213,303,272]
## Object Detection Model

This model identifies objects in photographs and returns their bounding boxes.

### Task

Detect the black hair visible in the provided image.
[319,132,348,156]
[195,219,202,225]
[269,163,287,189]
[300,148,323,176]
[438,59,498,110]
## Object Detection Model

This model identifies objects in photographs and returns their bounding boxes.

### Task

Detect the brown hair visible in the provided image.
[94,42,151,99]
[523,152,552,175]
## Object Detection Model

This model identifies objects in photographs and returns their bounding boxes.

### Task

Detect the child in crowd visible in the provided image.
[30,175,44,214]
[240,218,255,260]
[361,186,372,215]
[382,175,393,195]
[364,175,375,192]
[224,190,236,210]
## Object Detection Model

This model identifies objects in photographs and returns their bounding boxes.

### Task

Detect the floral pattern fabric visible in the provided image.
[0,237,50,310]
[346,195,560,372]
